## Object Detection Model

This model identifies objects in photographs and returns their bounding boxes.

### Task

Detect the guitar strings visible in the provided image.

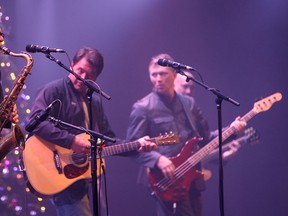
[155,127,237,191]
[58,134,176,165]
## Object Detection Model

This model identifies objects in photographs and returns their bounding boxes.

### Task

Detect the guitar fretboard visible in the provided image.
[203,127,256,162]
[100,141,140,157]
[176,109,256,174]
[98,137,160,157]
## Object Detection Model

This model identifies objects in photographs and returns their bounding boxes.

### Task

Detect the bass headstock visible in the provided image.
[253,92,282,114]
[155,132,180,145]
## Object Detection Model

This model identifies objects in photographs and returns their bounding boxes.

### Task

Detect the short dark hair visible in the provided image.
[72,47,104,77]
[149,53,175,71]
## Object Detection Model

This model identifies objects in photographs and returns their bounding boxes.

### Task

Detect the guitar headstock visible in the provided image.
[253,92,282,114]
[155,132,180,145]
[244,127,260,145]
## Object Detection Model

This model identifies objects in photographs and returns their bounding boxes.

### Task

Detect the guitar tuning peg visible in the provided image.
[254,96,262,102]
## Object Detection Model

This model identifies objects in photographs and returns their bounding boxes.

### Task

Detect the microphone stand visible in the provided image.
[48,116,116,144]
[177,70,240,216]
[45,53,113,216]
[86,88,101,216]
[48,116,116,216]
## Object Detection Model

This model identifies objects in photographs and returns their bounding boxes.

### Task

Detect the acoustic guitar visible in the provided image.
[21,132,179,197]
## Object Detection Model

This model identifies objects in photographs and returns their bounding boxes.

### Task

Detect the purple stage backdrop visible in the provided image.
[1,1,287,216]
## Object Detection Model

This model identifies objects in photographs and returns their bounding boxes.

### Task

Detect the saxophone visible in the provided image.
[0,45,33,161]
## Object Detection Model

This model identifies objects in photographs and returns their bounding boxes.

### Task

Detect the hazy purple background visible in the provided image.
[3,1,287,215]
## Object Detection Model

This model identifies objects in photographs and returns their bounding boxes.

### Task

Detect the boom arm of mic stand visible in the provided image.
[178,70,240,106]
[48,116,116,143]
[45,53,111,100]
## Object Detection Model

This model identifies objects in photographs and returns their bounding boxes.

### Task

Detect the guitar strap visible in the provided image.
[178,94,206,192]
[178,94,200,137]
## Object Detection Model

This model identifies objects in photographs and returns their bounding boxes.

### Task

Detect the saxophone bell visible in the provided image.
[0,124,25,162]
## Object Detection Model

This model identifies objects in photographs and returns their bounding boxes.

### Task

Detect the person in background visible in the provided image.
[126,53,246,216]
[174,70,195,97]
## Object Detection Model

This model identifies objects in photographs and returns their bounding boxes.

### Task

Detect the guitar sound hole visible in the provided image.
[72,153,88,165]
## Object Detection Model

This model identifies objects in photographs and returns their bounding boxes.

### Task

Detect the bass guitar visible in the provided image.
[21,132,179,197]
[148,92,282,202]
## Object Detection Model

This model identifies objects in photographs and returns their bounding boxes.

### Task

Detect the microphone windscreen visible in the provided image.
[157,58,167,66]
[26,44,36,53]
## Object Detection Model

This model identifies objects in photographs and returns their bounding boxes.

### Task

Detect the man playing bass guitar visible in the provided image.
[126,53,246,216]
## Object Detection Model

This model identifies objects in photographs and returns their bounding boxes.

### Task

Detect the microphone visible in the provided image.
[25,100,58,133]
[157,58,196,71]
[26,44,65,53]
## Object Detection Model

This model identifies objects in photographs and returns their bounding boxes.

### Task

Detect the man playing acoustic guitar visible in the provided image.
[25,47,157,216]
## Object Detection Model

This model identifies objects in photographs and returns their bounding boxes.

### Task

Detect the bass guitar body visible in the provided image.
[148,137,203,202]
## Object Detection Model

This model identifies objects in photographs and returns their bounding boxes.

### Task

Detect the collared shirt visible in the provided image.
[126,90,211,170]
[27,76,115,149]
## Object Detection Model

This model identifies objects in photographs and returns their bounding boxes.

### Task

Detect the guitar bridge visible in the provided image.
[53,150,63,174]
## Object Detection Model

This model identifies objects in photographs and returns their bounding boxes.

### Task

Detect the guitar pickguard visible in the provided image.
[64,163,89,179]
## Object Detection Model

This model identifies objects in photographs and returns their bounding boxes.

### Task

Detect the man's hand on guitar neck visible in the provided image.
[137,135,158,152]
[230,116,247,134]
[71,134,157,154]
